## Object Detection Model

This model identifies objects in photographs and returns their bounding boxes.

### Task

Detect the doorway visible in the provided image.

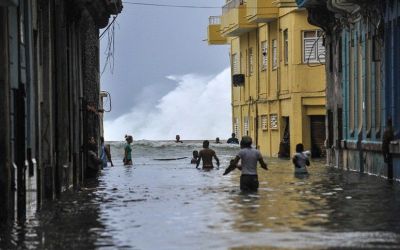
[310,115,326,158]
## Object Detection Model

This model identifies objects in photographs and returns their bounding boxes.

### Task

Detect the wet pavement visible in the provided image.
[2,141,400,249]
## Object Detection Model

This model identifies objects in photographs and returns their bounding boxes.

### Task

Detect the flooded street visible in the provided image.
[2,141,400,249]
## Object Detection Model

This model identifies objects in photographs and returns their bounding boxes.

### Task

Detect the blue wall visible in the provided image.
[385,0,400,138]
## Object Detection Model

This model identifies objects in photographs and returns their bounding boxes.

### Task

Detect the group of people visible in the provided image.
[176,133,240,145]
[87,136,114,178]
[108,132,311,192]
[191,136,268,191]
[191,135,311,192]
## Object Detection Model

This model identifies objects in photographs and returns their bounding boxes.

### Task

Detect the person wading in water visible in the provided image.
[124,135,133,165]
[196,140,220,170]
[100,136,114,167]
[227,133,239,144]
[224,136,268,192]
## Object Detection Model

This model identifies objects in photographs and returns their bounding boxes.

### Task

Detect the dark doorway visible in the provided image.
[279,117,290,158]
[310,115,326,158]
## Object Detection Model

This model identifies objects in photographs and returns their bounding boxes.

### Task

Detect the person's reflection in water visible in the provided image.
[230,192,263,233]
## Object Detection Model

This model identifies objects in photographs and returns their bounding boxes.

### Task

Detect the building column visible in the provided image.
[0,6,12,222]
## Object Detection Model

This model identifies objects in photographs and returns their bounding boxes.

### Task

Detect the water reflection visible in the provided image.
[0,180,113,249]
[2,141,400,249]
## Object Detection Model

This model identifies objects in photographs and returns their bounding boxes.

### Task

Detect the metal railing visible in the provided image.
[209,16,221,25]
[222,0,244,14]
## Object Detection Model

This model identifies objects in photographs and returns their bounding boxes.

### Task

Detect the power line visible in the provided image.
[122,1,220,9]
[122,1,281,9]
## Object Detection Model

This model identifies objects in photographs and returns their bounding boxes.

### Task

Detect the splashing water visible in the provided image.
[105,68,232,141]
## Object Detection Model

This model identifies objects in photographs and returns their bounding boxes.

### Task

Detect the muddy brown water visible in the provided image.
[2,141,400,250]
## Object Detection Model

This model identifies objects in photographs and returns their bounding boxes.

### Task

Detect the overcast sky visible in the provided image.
[100,0,229,120]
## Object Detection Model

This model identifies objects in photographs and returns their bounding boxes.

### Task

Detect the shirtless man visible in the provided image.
[196,140,220,170]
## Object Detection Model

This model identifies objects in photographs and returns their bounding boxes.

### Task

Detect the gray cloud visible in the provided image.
[100,0,229,120]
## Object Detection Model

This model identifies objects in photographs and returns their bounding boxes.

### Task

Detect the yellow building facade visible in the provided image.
[208,0,326,157]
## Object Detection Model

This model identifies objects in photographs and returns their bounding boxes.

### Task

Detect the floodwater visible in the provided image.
[2,141,400,250]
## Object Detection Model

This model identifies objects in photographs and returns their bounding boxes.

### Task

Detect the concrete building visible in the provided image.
[0,0,122,222]
[297,0,400,179]
[207,0,327,158]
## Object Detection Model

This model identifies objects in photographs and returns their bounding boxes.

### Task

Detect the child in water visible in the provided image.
[191,150,199,164]
[124,135,133,165]
[292,143,310,174]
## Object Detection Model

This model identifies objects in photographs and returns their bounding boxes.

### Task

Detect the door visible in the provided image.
[310,115,326,158]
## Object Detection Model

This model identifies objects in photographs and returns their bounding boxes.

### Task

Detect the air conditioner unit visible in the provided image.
[232,74,245,87]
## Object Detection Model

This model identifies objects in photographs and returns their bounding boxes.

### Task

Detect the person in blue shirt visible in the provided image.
[100,136,113,168]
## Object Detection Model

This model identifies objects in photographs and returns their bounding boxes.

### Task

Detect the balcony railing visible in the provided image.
[208,16,227,45]
[209,16,221,25]
[222,0,244,14]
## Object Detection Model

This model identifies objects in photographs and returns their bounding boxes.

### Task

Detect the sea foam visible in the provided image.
[104,68,232,141]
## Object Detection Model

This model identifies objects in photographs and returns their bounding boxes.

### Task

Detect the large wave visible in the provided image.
[104,68,232,141]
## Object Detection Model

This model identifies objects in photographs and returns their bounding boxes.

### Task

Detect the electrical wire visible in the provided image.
[122,1,283,9]
[100,15,118,39]
[122,1,219,9]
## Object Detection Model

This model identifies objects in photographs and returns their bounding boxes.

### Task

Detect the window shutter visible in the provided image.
[317,38,325,62]
[304,38,317,63]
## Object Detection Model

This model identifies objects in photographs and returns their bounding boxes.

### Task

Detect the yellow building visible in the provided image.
[208,0,326,157]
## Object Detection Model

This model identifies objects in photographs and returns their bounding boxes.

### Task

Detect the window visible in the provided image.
[272,39,277,69]
[261,115,268,130]
[303,30,325,64]
[244,116,249,135]
[284,29,288,65]
[232,53,239,75]
[248,48,254,75]
[261,41,268,71]
[270,114,278,129]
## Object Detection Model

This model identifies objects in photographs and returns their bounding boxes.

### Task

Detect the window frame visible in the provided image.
[270,114,278,130]
[261,40,268,71]
[272,39,277,70]
[232,53,240,75]
[302,30,325,64]
[283,29,289,65]
[248,47,254,76]
[261,115,268,131]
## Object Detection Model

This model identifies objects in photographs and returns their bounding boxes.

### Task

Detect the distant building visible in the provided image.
[297,0,400,178]
[0,0,122,222]
[207,0,326,158]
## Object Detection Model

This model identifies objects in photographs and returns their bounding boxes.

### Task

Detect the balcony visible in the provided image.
[207,16,227,45]
[273,0,297,7]
[247,0,279,23]
[221,0,257,37]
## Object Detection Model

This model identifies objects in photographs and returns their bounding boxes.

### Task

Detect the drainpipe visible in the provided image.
[255,28,260,148]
